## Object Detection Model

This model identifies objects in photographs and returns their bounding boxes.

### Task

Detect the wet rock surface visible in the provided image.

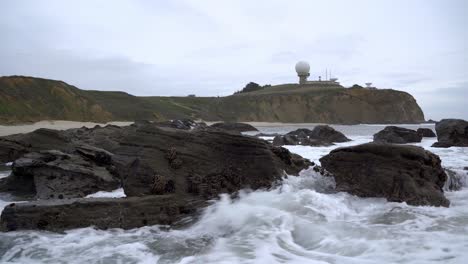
[373,126,422,144]
[416,128,436,138]
[432,119,468,148]
[273,125,350,146]
[209,122,259,132]
[0,121,312,231]
[5,150,120,200]
[320,143,449,207]
[0,195,205,232]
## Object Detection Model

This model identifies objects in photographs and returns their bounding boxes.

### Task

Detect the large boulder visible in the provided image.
[432,119,468,147]
[373,126,422,144]
[109,126,310,198]
[210,122,258,132]
[1,150,120,199]
[273,125,350,146]
[416,128,436,137]
[319,143,449,207]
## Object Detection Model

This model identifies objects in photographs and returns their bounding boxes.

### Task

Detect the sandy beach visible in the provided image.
[0,120,134,137]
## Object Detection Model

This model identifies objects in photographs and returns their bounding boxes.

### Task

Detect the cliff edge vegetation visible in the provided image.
[0,76,425,124]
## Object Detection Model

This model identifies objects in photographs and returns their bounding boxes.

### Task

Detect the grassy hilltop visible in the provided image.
[0,76,425,124]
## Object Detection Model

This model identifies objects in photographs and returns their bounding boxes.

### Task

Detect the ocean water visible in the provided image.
[0,124,467,264]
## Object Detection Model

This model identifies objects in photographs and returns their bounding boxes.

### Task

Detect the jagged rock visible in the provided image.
[75,145,113,165]
[1,150,120,199]
[273,125,350,146]
[320,143,449,207]
[210,122,258,132]
[416,128,436,138]
[373,126,422,143]
[0,195,205,232]
[432,119,468,147]
[0,128,74,163]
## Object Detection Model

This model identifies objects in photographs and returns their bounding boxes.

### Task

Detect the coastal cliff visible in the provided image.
[0,76,425,124]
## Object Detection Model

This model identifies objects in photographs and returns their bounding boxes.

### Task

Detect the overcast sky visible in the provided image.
[1,0,467,120]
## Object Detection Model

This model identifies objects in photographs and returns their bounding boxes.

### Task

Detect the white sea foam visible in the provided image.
[1,124,467,263]
[0,171,10,179]
[85,188,126,198]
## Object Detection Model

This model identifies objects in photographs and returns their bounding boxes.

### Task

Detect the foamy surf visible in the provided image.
[0,124,467,263]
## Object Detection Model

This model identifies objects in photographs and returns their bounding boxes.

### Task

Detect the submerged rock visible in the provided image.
[319,143,449,207]
[210,122,258,132]
[373,126,422,144]
[444,169,465,191]
[416,128,436,138]
[273,125,350,146]
[432,119,468,148]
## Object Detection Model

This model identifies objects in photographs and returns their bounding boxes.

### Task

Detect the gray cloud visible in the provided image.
[0,0,467,118]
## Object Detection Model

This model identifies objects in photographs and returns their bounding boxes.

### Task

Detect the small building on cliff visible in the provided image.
[295,61,340,85]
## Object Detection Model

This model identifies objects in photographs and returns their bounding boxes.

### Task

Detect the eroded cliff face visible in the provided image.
[0,76,425,124]
[202,88,425,124]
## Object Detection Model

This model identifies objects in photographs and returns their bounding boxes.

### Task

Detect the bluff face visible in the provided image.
[0,76,425,124]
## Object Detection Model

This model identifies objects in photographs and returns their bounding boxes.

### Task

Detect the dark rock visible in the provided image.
[0,128,74,163]
[111,128,311,198]
[210,122,258,132]
[0,124,312,231]
[254,133,281,137]
[464,167,468,171]
[416,128,436,138]
[155,119,200,130]
[75,145,113,165]
[1,150,120,199]
[373,126,422,143]
[0,195,205,232]
[273,125,350,146]
[319,143,449,207]
[431,119,468,148]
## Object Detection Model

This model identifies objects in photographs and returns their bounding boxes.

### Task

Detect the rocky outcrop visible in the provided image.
[1,195,204,232]
[210,122,258,132]
[373,126,422,144]
[273,125,350,146]
[432,119,468,148]
[319,143,449,207]
[417,128,436,137]
[2,150,120,199]
[0,122,312,231]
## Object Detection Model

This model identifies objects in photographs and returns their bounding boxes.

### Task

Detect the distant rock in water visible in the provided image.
[210,122,258,132]
[416,128,436,138]
[0,122,312,231]
[273,125,350,147]
[373,126,422,143]
[432,119,468,148]
[320,143,449,207]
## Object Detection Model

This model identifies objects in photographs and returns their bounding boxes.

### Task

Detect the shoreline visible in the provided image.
[0,120,435,137]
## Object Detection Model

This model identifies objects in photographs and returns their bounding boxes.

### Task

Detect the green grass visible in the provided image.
[0,76,425,124]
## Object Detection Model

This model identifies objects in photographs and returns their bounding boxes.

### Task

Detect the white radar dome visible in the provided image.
[295,61,310,74]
